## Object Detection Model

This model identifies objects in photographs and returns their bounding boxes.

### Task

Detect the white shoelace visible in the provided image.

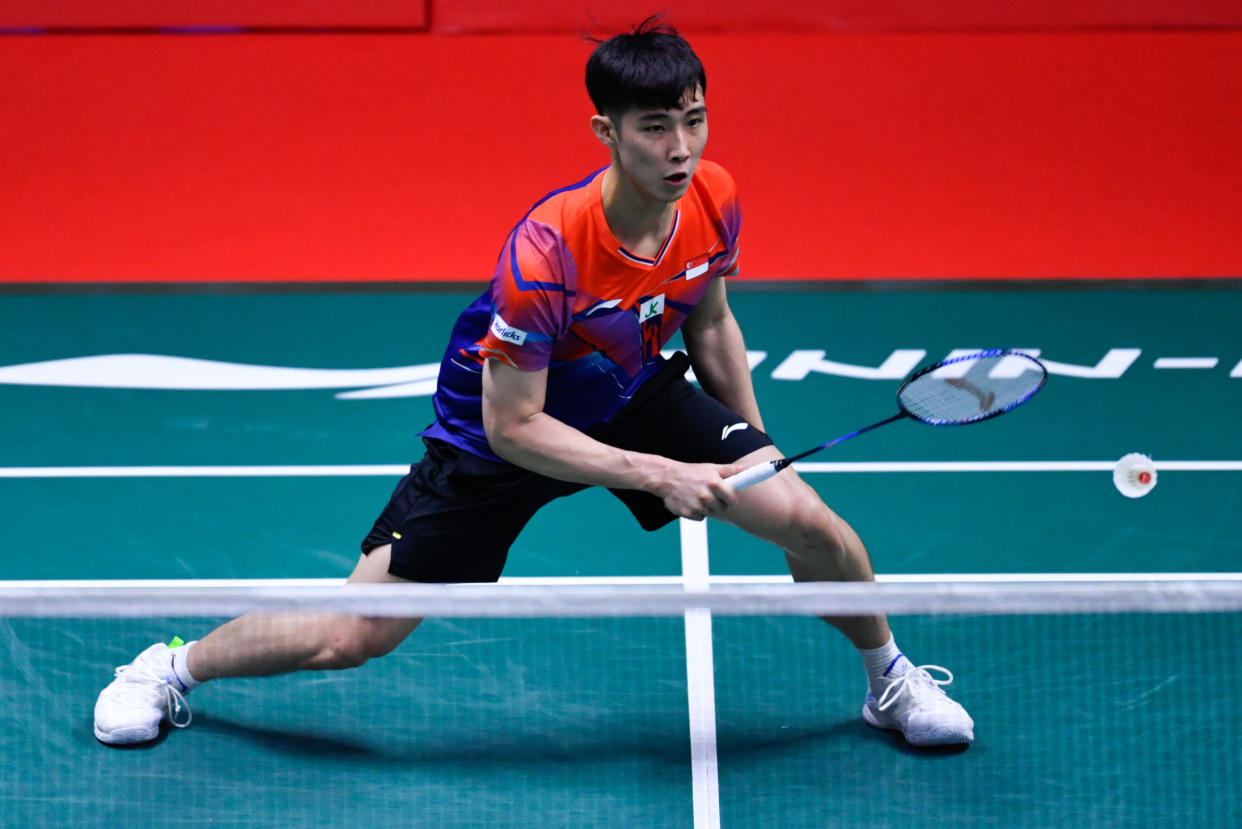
[876,664,955,712]
[112,663,193,728]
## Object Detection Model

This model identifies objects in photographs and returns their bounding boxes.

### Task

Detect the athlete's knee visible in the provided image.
[317,617,408,669]
[783,493,850,558]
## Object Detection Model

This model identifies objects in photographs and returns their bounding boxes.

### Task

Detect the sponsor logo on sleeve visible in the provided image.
[489,313,528,346]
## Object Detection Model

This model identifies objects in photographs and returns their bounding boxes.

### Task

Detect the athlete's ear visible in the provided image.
[590,114,617,149]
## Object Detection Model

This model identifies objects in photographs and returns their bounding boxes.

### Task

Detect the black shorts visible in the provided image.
[359,362,774,583]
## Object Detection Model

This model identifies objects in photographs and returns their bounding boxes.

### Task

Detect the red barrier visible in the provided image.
[4,0,1241,31]
[3,32,1241,282]
[0,1,426,29]
[431,0,1242,33]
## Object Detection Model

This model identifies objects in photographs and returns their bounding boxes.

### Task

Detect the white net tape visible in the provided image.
[3,578,1242,618]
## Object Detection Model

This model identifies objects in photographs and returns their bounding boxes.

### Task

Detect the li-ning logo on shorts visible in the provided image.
[721,422,749,440]
[489,313,528,346]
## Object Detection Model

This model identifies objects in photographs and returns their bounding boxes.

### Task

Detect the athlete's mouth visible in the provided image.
[664,172,689,185]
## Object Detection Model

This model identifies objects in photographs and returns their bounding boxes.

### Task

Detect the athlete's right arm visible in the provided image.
[481,357,738,521]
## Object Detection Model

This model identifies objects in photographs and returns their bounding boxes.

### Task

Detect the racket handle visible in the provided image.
[725,460,781,492]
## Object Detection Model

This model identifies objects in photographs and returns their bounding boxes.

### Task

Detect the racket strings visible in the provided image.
[898,355,1045,426]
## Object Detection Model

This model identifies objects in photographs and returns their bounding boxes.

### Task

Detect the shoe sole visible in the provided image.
[93,722,159,745]
[862,704,974,746]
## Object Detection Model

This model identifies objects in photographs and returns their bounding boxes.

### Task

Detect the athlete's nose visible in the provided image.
[669,127,691,162]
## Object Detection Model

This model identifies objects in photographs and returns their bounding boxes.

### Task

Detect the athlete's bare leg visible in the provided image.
[186,544,422,680]
[720,446,891,649]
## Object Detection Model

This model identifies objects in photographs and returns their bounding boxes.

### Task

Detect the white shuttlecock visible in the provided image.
[1113,453,1157,498]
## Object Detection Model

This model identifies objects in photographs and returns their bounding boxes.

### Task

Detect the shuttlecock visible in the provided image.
[1113,453,1157,498]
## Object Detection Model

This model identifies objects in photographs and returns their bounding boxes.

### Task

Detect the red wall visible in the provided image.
[0,1,427,29]
[4,31,1241,282]
[4,0,1242,31]
[432,0,1242,33]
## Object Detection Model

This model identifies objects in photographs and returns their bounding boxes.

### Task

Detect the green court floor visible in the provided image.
[2,286,1240,827]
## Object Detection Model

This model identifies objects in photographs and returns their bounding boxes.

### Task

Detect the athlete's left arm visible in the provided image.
[681,278,765,431]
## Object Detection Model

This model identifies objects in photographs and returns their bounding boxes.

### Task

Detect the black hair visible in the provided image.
[585,16,706,118]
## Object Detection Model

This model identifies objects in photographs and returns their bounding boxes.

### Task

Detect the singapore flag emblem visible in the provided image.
[685,254,710,280]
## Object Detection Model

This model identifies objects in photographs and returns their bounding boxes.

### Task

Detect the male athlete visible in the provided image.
[95,20,973,748]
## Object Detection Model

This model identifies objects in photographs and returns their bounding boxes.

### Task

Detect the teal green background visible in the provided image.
[1,287,1240,827]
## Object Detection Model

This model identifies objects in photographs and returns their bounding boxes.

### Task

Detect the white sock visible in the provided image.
[169,641,202,691]
[858,635,910,696]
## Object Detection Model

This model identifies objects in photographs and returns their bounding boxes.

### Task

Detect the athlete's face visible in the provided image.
[609,87,707,204]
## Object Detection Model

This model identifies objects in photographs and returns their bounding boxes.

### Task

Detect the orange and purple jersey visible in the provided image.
[423,159,742,460]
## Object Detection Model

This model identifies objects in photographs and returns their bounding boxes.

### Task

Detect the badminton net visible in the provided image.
[1,578,1239,828]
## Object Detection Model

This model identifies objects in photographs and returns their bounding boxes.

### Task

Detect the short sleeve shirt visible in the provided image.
[423,159,742,461]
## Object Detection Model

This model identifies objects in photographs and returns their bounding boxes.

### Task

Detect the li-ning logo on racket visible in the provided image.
[721,422,749,440]
[944,377,996,411]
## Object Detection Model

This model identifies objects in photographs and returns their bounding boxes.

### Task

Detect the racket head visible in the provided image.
[897,349,1047,426]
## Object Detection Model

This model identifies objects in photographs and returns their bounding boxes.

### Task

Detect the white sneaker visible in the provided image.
[94,641,193,745]
[862,663,974,746]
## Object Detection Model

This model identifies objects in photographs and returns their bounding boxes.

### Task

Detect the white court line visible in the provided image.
[2,460,1241,478]
[794,460,1242,473]
[679,518,720,829]
[3,573,1240,590]
[0,465,409,478]
[709,572,1242,584]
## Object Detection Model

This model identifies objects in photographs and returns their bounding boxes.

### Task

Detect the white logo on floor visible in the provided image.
[0,348,1217,405]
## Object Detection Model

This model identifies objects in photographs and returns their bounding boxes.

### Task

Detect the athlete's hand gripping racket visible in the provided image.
[726,349,1048,492]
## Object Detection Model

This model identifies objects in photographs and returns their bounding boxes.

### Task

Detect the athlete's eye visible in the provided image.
[643,125,665,134]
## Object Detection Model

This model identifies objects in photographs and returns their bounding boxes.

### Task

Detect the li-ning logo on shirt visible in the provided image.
[489,313,528,346]
[638,294,665,323]
[585,298,623,316]
[721,422,749,440]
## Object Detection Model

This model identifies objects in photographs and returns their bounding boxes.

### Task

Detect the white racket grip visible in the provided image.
[725,460,781,492]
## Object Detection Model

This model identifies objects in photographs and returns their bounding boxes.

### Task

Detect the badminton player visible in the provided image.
[95,17,973,748]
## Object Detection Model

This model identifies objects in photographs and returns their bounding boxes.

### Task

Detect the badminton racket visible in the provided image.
[726,349,1048,492]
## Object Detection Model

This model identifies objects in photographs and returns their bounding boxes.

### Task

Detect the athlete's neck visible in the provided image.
[600,166,678,260]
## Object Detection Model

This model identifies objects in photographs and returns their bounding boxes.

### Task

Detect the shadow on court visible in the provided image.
[190,711,697,767]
